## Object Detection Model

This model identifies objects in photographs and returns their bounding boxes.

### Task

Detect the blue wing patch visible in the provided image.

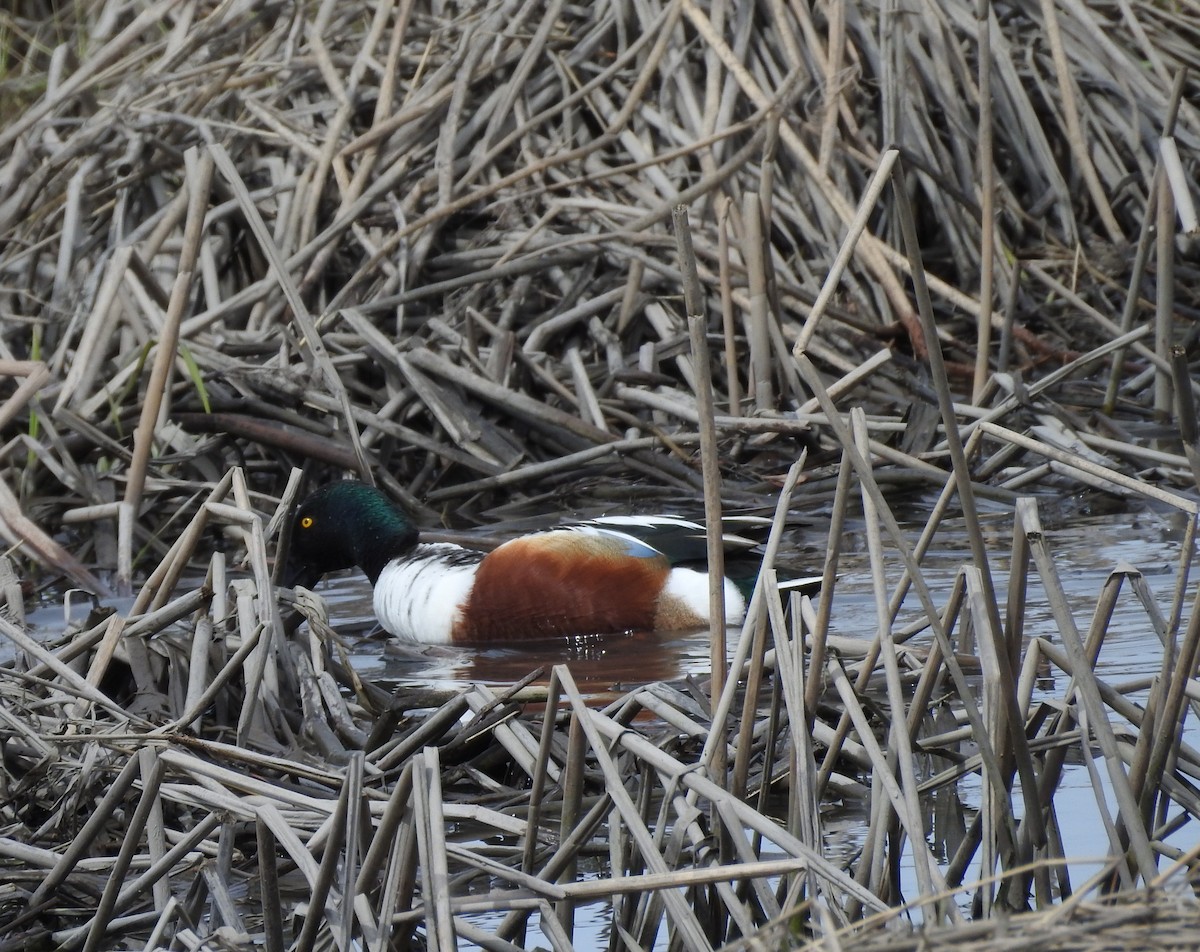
[570,524,665,559]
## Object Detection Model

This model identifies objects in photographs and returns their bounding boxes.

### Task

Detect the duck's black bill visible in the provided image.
[282,555,322,590]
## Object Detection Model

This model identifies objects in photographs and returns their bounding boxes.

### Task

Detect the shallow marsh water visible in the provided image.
[14,495,1198,946]
[333,499,1191,703]
[303,495,1200,935]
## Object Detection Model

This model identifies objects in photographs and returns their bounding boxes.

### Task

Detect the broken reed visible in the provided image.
[1,437,1200,950]
[0,0,1199,949]
[5,155,1200,937]
[0,0,1197,588]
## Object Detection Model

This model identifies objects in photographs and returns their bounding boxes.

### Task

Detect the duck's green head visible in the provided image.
[283,481,419,587]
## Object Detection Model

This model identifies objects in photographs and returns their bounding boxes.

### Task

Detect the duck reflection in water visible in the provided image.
[376,626,719,700]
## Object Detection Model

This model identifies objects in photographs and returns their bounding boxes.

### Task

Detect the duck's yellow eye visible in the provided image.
[301,516,314,529]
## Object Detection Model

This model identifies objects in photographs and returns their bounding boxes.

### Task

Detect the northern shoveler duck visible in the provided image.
[283,481,817,645]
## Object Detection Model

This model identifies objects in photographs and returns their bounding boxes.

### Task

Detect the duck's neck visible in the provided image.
[354,515,419,585]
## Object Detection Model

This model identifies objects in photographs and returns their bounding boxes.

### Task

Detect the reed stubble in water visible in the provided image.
[0,0,1199,947]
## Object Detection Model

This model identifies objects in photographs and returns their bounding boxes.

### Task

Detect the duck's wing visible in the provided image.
[565,515,824,596]
[564,514,762,565]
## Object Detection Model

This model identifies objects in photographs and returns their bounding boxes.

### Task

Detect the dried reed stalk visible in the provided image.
[0,0,1198,948]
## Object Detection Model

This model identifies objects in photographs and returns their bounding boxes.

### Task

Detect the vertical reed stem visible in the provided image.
[741,191,774,410]
[673,205,728,711]
[716,197,741,415]
[120,148,213,593]
[1154,157,1175,425]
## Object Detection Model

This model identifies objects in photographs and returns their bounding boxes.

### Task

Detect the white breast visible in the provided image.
[372,543,481,644]
[659,568,746,627]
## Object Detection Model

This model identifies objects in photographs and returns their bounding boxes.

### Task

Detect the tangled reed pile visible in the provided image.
[0,0,1199,949]
[1,0,1197,547]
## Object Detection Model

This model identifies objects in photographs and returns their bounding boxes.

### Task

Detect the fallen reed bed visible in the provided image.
[0,0,1197,553]
[1,458,1200,950]
[0,0,1199,949]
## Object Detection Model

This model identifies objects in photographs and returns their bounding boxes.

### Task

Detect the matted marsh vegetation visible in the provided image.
[0,0,1199,949]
